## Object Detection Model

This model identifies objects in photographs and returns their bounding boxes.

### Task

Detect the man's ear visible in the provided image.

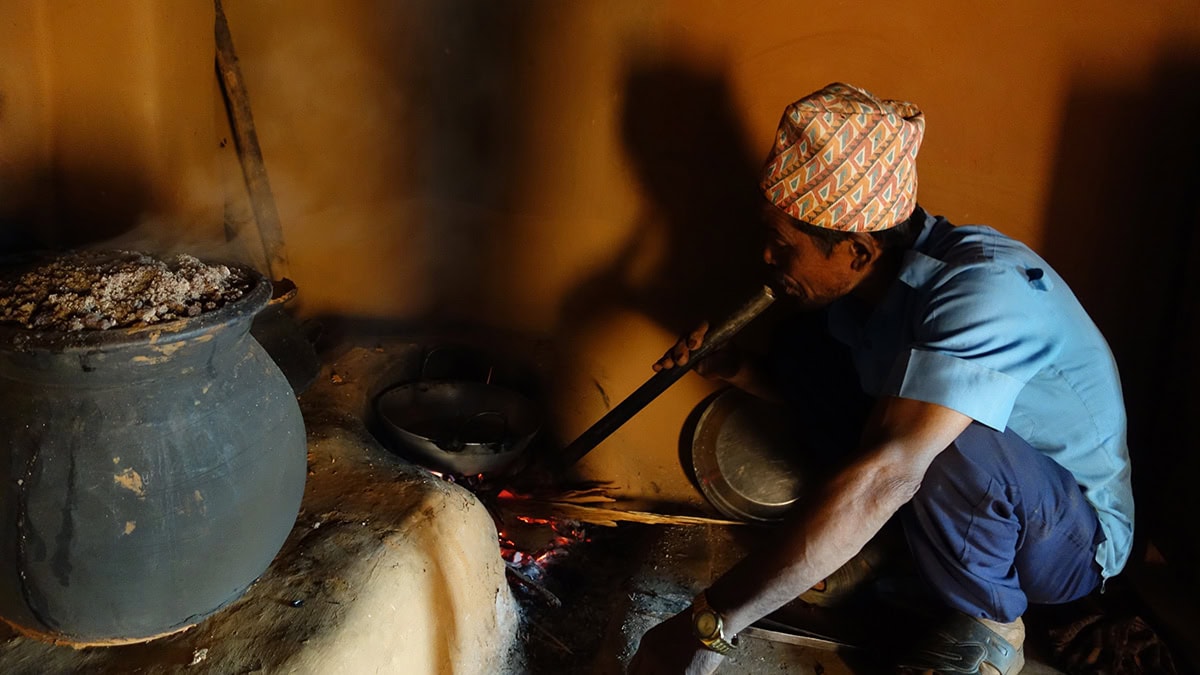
[846,233,880,271]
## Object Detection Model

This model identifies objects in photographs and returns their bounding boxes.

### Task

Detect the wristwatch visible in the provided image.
[691,591,737,654]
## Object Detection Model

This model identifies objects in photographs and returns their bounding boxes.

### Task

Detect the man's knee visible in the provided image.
[913,422,1011,510]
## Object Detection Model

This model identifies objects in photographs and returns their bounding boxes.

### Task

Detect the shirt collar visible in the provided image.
[898,208,946,289]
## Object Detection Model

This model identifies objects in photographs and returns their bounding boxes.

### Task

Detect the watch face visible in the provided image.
[694,610,720,639]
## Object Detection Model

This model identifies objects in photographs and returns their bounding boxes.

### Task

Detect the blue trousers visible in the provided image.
[768,312,1103,622]
[905,423,1102,621]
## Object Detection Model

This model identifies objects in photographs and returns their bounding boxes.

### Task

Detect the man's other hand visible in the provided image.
[628,611,725,675]
[652,322,741,379]
[653,321,709,371]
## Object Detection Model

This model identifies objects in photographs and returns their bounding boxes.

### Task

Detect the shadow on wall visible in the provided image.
[1038,45,1200,576]
[411,0,539,317]
[0,164,151,255]
[297,0,544,329]
[234,0,546,337]
[557,54,769,343]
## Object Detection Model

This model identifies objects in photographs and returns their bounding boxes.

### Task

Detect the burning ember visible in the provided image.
[413,468,735,668]
[420,469,593,606]
[499,513,590,584]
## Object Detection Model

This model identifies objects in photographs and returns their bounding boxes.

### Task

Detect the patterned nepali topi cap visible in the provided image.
[760,82,925,232]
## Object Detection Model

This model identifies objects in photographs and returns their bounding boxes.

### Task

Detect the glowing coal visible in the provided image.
[420,469,592,604]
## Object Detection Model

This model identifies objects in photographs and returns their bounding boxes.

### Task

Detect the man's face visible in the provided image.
[761,203,863,309]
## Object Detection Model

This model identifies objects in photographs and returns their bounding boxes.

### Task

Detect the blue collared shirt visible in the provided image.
[827,209,1134,579]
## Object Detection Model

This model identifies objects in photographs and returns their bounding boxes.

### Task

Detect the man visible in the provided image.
[628,83,1134,675]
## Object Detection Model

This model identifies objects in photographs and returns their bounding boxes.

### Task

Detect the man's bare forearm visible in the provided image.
[705,448,920,634]
[703,397,974,635]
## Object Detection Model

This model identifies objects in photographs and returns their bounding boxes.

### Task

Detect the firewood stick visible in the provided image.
[505,565,562,608]
[526,615,574,655]
[496,498,748,528]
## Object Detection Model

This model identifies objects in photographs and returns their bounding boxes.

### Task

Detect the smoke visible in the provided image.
[4,0,543,322]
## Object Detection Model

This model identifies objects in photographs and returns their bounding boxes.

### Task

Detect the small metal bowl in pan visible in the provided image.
[690,388,808,523]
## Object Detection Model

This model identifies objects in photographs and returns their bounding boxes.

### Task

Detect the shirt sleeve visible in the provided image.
[883,264,1057,430]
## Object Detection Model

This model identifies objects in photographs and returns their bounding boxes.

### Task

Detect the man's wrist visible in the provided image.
[691,591,738,654]
[704,584,754,636]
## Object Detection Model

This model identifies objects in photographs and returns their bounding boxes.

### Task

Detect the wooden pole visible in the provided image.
[214,0,290,282]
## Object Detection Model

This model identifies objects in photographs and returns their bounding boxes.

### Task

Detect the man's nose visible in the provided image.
[763,244,775,267]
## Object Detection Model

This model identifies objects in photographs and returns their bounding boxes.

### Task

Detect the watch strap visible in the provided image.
[691,591,737,654]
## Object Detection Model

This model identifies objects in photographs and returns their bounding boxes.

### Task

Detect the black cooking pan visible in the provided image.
[375,353,540,476]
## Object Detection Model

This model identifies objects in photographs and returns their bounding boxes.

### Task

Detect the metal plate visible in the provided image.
[691,388,808,522]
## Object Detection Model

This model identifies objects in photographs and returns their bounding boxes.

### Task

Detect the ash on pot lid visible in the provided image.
[0,250,253,332]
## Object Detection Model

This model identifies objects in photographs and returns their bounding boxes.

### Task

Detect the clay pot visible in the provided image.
[0,269,306,645]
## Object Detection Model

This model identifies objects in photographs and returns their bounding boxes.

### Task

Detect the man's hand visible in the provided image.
[653,321,709,372]
[652,322,742,380]
[628,611,726,675]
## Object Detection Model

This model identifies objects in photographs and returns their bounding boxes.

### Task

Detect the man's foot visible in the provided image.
[794,535,893,608]
[795,550,878,607]
[975,617,1024,675]
[899,613,1025,675]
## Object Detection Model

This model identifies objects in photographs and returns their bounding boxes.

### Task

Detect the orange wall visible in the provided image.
[209,0,1200,324]
[0,1,222,250]
[2,1,1199,510]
